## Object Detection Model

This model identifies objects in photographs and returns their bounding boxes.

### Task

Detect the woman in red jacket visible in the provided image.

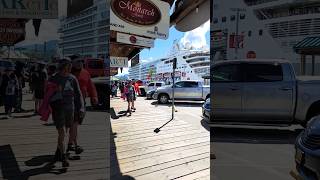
[68,57,98,155]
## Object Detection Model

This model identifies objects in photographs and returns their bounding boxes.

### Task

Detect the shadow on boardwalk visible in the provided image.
[109,118,135,180]
[0,145,67,180]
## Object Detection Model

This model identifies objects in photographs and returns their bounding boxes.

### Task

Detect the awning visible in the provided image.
[294,37,320,55]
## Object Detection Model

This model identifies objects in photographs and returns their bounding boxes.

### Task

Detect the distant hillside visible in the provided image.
[15,40,58,52]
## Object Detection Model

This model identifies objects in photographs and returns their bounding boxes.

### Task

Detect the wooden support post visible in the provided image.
[312,55,315,76]
[300,55,306,75]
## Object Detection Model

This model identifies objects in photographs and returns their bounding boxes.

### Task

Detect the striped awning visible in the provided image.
[294,37,320,53]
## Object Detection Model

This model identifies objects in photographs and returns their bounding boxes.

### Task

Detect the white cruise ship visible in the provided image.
[211,0,320,74]
[155,49,210,84]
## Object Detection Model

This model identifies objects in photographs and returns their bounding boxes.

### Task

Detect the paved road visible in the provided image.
[0,93,108,180]
[211,124,303,180]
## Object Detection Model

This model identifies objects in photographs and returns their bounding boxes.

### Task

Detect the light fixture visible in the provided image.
[196,5,199,13]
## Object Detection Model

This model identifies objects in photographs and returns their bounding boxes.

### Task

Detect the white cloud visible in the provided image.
[180,20,210,50]
[17,19,60,46]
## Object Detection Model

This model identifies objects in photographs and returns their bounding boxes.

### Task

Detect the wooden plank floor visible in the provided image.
[0,93,108,180]
[110,97,210,180]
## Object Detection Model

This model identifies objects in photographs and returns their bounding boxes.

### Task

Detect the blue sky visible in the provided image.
[120,20,210,75]
[141,23,210,62]
[140,27,185,61]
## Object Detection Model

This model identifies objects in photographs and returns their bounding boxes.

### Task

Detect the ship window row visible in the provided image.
[194,67,210,74]
[64,24,94,35]
[64,7,98,22]
[183,53,210,58]
[186,57,209,64]
[247,29,264,37]
[255,5,320,20]
[268,18,320,38]
[190,62,210,68]
[244,0,278,6]
[63,32,95,41]
[213,14,246,24]
[63,16,95,29]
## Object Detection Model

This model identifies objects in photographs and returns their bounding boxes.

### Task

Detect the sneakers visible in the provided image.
[67,144,84,155]
[54,147,70,167]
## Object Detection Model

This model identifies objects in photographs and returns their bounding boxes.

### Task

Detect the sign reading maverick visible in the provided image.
[0,20,26,45]
[110,56,129,68]
[110,0,170,40]
[0,0,58,19]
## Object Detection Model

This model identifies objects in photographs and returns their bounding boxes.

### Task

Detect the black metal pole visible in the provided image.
[154,58,177,133]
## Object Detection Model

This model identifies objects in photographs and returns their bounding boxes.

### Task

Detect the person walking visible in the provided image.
[68,57,98,155]
[124,80,136,116]
[119,82,125,101]
[14,62,26,113]
[4,68,18,119]
[33,62,48,114]
[111,83,117,98]
[0,67,13,110]
[29,65,36,94]
[47,58,84,167]
[134,80,140,96]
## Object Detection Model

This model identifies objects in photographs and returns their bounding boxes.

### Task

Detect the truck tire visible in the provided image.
[205,94,210,101]
[303,113,320,128]
[158,94,169,104]
[140,88,146,96]
[304,102,320,127]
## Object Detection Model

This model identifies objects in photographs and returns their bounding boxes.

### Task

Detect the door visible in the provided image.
[155,83,163,90]
[174,81,187,99]
[242,63,294,122]
[212,63,243,120]
[147,83,155,92]
[181,81,202,99]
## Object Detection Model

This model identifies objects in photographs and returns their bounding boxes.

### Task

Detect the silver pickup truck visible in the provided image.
[210,59,320,126]
[153,80,210,104]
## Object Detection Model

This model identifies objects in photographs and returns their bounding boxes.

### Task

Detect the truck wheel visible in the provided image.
[303,113,320,128]
[158,94,169,104]
[140,89,146,96]
[304,102,320,127]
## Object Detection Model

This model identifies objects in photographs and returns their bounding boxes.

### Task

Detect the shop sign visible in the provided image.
[110,56,128,67]
[0,0,58,19]
[0,20,25,45]
[110,0,170,39]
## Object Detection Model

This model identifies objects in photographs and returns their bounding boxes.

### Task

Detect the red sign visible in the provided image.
[229,34,244,49]
[129,35,137,44]
[111,0,162,26]
[0,20,25,45]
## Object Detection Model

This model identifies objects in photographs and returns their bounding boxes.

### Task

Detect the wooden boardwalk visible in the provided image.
[110,97,210,180]
[0,94,108,180]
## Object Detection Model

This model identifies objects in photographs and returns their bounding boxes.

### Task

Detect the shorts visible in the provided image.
[51,103,74,129]
[34,89,44,99]
[4,95,16,108]
[126,95,133,102]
